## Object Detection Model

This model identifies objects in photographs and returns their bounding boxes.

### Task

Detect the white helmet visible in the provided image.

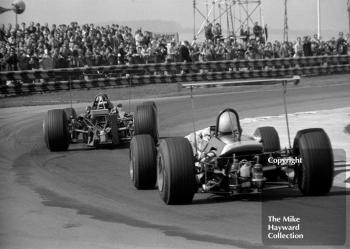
[96,95,107,109]
[218,111,238,134]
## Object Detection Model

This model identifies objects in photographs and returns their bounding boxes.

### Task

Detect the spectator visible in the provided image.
[303,36,312,56]
[0,47,7,71]
[336,32,348,55]
[0,20,348,73]
[264,42,274,58]
[253,22,263,41]
[134,29,143,47]
[27,22,36,34]
[6,48,19,71]
[154,41,167,63]
[213,23,222,42]
[178,41,192,62]
[279,42,290,58]
[40,49,54,69]
[166,41,177,62]
[294,37,303,57]
[204,23,214,41]
[105,47,117,65]
[190,42,200,61]
[140,43,151,63]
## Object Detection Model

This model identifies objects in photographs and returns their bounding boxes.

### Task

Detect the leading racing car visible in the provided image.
[129,77,334,204]
[43,93,158,151]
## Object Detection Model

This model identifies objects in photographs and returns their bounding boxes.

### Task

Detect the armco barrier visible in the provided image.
[1,55,349,81]
[1,63,349,95]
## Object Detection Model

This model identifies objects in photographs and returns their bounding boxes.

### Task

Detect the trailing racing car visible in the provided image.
[43,93,158,151]
[129,77,334,204]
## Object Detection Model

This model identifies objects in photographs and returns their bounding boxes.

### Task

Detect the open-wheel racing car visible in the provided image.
[129,76,334,204]
[43,94,158,151]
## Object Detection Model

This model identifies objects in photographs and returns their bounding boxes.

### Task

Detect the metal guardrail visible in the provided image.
[0,55,349,95]
[1,55,349,81]
[1,64,349,95]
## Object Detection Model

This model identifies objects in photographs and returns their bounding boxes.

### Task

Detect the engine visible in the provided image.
[196,153,266,193]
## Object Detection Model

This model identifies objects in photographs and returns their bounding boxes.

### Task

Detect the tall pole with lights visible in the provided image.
[317,0,321,39]
[283,0,288,42]
[348,0,350,34]
[0,1,25,51]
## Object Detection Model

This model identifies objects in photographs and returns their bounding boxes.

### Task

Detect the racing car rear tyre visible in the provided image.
[254,126,280,152]
[43,109,69,151]
[157,137,197,204]
[109,114,120,145]
[130,135,157,189]
[293,128,334,195]
[142,101,157,112]
[134,103,158,144]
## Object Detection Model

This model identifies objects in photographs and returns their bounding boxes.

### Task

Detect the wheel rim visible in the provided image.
[157,155,165,192]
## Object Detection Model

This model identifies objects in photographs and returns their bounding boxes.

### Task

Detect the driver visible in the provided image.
[92,94,114,110]
[185,111,239,158]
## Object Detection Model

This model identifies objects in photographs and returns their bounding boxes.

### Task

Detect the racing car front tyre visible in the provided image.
[293,128,334,195]
[134,103,158,144]
[157,138,197,204]
[129,135,157,189]
[254,126,280,152]
[43,109,70,151]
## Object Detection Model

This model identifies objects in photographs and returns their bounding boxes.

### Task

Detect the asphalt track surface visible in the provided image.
[0,81,349,249]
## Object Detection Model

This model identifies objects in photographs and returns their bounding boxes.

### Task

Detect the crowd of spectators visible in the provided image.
[0,21,349,72]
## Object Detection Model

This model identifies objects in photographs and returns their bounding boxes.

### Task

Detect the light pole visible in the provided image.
[0,1,25,40]
[11,1,25,54]
[283,0,288,42]
[317,0,321,39]
[0,1,25,22]
[0,0,25,71]
[348,0,350,34]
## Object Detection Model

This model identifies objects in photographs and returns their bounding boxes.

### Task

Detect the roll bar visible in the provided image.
[180,75,300,89]
[184,75,301,150]
[215,108,242,139]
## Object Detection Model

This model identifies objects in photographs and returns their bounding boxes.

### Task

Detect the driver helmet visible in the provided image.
[218,111,238,134]
[96,94,109,109]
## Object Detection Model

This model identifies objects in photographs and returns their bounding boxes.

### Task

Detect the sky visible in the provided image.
[0,0,348,40]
